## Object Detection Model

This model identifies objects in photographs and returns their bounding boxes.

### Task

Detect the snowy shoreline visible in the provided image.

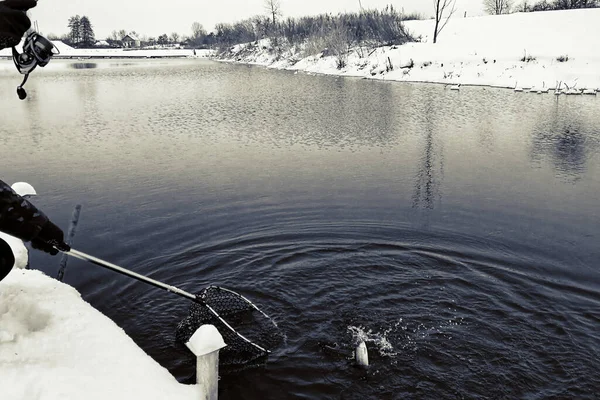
[0,41,212,59]
[217,9,600,93]
[0,269,203,400]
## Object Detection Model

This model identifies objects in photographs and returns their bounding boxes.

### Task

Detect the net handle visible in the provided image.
[62,249,272,355]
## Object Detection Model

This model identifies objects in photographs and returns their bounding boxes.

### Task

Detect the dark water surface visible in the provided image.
[1,59,599,399]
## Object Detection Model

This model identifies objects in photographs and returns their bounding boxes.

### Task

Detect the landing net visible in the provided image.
[176,286,282,366]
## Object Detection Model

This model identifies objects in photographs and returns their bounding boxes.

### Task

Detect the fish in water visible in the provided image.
[319,340,370,368]
[355,341,369,368]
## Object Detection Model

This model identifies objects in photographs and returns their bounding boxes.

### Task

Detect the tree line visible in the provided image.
[53,16,216,48]
[54,0,597,50]
[485,0,598,15]
[66,15,95,47]
[213,6,414,49]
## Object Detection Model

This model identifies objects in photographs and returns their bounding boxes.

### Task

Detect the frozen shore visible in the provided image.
[0,268,201,400]
[218,9,600,92]
[0,41,212,59]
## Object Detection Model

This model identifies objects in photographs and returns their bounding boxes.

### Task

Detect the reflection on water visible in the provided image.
[69,62,98,69]
[530,100,599,181]
[533,125,587,180]
[412,90,444,210]
[0,59,599,399]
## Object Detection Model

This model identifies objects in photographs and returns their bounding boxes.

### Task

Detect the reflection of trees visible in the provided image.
[530,101,599,181]
[532,125,586,180]
[24,87,44,146]
[77,78,102,139]
[69,63,98,69]
[316,77,398,149]
[412,90,444,209]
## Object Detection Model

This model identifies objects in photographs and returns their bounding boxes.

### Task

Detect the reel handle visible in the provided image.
[16,72,29,100]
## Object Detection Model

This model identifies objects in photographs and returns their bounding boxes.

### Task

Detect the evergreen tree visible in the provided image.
[68,15,81,44]
[157,34,169,45]
[80,16,95,46]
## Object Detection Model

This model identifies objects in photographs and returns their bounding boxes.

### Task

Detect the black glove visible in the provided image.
[0,0,37,50]
[0,237,16,282]
[31,220,70,256]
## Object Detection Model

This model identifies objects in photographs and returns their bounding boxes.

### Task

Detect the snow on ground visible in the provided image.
[220,9,600,92]
[0,41,213,59]
[0,269,201,400]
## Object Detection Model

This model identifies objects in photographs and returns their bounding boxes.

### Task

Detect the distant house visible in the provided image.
[122,34,141,48]
[95,40,110,47]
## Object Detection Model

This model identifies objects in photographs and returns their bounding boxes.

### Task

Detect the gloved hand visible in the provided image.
[31,220,70,256]
[0,238,16,282]
[0,0,37,50]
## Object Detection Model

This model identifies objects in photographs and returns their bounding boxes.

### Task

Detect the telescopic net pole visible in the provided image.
[62,248,197,302]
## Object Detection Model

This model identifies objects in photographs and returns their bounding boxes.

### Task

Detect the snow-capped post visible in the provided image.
[185,325,227,400]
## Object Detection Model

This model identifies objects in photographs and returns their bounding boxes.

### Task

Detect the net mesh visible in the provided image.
[176,286,282,366]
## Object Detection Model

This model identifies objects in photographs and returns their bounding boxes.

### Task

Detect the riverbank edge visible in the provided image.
[215,57,528,91]
[212,10,600,94]
[213,46,600,94]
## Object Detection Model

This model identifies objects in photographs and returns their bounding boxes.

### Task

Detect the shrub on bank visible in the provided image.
[519,0,598,12]
[215,6,415,58]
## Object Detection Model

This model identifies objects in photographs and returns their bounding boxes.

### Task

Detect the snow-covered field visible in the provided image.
[0,269,201,400]
[220,9,600,92]
[0,41,213,59]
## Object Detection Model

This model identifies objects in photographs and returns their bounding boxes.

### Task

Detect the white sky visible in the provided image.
[32,0,485,39]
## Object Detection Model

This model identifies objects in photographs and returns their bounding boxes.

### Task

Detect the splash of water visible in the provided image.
[348,316,466,358]
[348,324,398,357]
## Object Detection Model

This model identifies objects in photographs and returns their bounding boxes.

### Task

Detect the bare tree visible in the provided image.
[483,0,513,14]
[433,0,456,44]
[191,22,206,46]
[170,32,180,43]
[264,0,282,24]
[555,0,599,8]
[191,22,205,39]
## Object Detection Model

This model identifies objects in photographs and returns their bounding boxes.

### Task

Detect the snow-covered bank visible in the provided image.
[0,41,213,59]
[0,269,200,400]
[219,9,600,92]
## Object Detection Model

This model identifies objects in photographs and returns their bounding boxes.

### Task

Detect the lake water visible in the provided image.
[1,59,599,399]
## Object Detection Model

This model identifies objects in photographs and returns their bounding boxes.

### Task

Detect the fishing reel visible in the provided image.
[12,31,59,100]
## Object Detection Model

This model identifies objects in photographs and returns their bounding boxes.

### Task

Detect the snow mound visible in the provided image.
[0,269,199,400]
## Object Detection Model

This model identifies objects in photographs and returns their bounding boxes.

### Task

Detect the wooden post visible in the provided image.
[186,325,227,400]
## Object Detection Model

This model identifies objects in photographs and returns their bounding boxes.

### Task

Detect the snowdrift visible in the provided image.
[0,269,199,400]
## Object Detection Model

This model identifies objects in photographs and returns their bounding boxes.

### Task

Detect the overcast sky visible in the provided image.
[32,0,485,39]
